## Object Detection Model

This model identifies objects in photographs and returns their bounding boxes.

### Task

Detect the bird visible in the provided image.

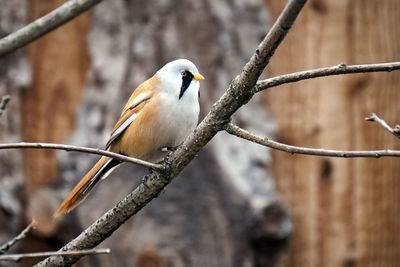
[54,59,204,216]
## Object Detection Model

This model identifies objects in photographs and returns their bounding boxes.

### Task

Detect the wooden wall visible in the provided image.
[265,1,400,266]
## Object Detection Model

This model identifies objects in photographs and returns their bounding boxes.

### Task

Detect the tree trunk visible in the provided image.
[265,1,400,267]
[21,0,91,194]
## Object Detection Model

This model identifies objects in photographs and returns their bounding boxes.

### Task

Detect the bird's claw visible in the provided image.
[142,175,151,189]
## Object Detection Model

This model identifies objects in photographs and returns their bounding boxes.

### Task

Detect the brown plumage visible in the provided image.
[54,156,114,215]
[54,59,203,217]
[54,76,159,216]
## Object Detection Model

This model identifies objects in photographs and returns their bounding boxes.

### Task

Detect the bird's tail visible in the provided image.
[54,156,120,217]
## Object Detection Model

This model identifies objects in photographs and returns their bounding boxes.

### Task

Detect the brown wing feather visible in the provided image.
[111,95,162,161]
[105,75,158,149]
[105,101,147,149]
[120,74,159,115]
[54,75,160,216]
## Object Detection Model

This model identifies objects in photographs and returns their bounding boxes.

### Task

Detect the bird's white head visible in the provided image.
[156,59,204,99]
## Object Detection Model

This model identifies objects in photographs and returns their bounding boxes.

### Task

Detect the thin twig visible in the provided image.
[224,123,400,158]
[239,0,308,94]
[365,113,400,139]
[0,248,110,262]
[256,62,400,92]
[0,220,35,255]
[0,0,104,57]
[0,142,162,170]
[0,95,11,117]
[35,1,308,266]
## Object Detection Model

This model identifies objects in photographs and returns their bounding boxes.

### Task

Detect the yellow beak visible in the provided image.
[193,73,205,80]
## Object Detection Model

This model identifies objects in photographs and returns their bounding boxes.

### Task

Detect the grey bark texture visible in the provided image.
[0,2,29,267]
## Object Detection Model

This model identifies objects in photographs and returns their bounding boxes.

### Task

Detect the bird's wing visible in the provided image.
[105,89,153,149]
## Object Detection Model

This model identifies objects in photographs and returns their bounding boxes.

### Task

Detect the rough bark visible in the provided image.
[265,0,400,267]
[0,0,103,56]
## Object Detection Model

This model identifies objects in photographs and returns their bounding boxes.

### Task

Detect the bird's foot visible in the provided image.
[142,174,151,189]
[160,146,177,152]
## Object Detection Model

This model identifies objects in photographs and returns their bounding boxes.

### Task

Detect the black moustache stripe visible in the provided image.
[179,71,193,99]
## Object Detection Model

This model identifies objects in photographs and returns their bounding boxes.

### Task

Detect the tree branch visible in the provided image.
[365,113,400,139]
[35,1,308,266]
[0,142,162,170]
[0,221,35,255]
[0,95,11,117]
[0,0,103,57]
[256,62,400,92]
[0,249,110,262]
[224,123,400,158]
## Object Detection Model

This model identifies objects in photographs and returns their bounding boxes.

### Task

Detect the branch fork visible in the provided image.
[365,113,400,139]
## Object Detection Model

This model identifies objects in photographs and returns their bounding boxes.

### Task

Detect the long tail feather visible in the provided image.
[54,156,120,217]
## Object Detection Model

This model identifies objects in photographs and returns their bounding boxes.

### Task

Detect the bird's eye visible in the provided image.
[181,71,187,77]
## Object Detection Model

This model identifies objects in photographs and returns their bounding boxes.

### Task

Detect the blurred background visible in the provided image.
[0,0,399,266]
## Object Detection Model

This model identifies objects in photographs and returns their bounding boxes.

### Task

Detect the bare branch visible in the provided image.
[224,123,400,158]
[0,0,103,57]
[256,62,400,92]
[365,113,400,139]
[0,95,11,117]
[0,248,110,262]
[0,220,35,255]
[35,1,308,266]
[0,142,162,170]
[239,0,308,94]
